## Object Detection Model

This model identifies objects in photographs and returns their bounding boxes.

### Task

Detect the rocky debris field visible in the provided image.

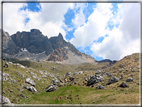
[1,53,141,105]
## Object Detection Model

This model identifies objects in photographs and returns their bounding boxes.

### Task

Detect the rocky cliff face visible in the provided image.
[47,47,69,61]
[11,29,53,55]
[2,29,96,64]
[2,29,20,55]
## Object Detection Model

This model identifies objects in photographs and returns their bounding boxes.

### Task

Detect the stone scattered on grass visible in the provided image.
[106,76,119,85]
[126,77,133,82]
[96,85,104,89]
[0,95,14,106]
[87,75,105,86]
[118,82,129,88]
[24,84,37,92]
[46,84,58,92]
[25,78,35,86]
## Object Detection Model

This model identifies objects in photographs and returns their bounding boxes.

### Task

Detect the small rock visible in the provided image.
[65,72,71,77]
[118,82,129,88]
[4,62,9,68]
[96,85,104,89]
[25,78,35,86]
[126,77,133,82]
[24,85,37,92]
[106,76,119,85]
[46,84,58,92]
[3,77,9,81]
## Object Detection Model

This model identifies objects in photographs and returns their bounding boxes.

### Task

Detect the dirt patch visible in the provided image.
[58,96,61,101]
[53,96,57,100]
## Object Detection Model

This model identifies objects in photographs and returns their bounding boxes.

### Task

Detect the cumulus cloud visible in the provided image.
[72,3,87,28]
[70,3,113,47]
[3,3,29,34]
[90,3,140,60]
[3,2,74,39]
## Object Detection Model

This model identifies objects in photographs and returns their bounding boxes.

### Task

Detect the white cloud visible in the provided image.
[90,3,140,60]
[3,3,29,34]
[72,3,87,28]
[70,3,113,47]
[3,3,74,39]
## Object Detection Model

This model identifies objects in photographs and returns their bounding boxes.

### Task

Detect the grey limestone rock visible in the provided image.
[118,82,129,88]
[106,76,119,85]
[65,72,71,77]
[24,85,37,92]
[96,85,104,89]
[25,78,35,86]
[126,77,133,82]
[87,75,105,86]
[46,84,58,92]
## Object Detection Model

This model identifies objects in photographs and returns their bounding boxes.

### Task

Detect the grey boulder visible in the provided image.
[65,72,71,77]
[118,82,129,88]
[96,85,104,89]
[25,78,35,86]
[46,84,58,92]
[0,95,14,106]
[106,76,119,85]
[87,75,105,86]
[24,85,37,92]
[126,77,133,82]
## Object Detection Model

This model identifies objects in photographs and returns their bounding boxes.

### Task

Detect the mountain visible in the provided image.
[97,59,112,63]
[2,29,96,64]
[2,29,20,55]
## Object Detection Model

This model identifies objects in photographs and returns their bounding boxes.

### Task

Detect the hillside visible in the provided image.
[1,53,141,106]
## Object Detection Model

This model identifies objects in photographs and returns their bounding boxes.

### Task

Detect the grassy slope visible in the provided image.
[2,53,140,104]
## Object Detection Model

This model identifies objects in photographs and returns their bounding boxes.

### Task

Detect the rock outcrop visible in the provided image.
[87,75,105,86]
[106,76,119,85]
[2,29,96,64]
[118,82,129,88]
[47,47,69,61]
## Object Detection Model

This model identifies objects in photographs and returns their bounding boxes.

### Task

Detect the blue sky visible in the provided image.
[20,3,118,61]
[3,2,140,61]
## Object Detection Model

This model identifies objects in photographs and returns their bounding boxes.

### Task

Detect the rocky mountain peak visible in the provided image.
[58,33,63,40]
[3,29,96,64]
[30,29,42,36]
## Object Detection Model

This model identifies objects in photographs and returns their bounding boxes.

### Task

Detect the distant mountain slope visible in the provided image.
[2,29,97,64]
[97,59,112,63]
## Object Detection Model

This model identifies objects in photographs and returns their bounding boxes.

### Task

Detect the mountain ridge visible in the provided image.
[2,29,96,64]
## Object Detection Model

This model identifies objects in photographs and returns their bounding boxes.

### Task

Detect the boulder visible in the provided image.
[118,82,129,88]
[46,84,58,92]
[106,72,112,77]
[96,85,104,89]
[51,79,60,86]
[3,77,9,81]
[65,72,71,77]
[0,95,13,105]
[126,77,133,82]
[42,75,47,78]
[58,83,66,87]
[85,78,88,81]
[73,72,79,75]
[24,85,37,92]
[87,75,105,86]
[39,70,43,74]
[130,74,133,77]
[78,71,83,74]
[3,72,10,77]
[106,76,119,85]
[4,62,9,68]
[25,78,35,86]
